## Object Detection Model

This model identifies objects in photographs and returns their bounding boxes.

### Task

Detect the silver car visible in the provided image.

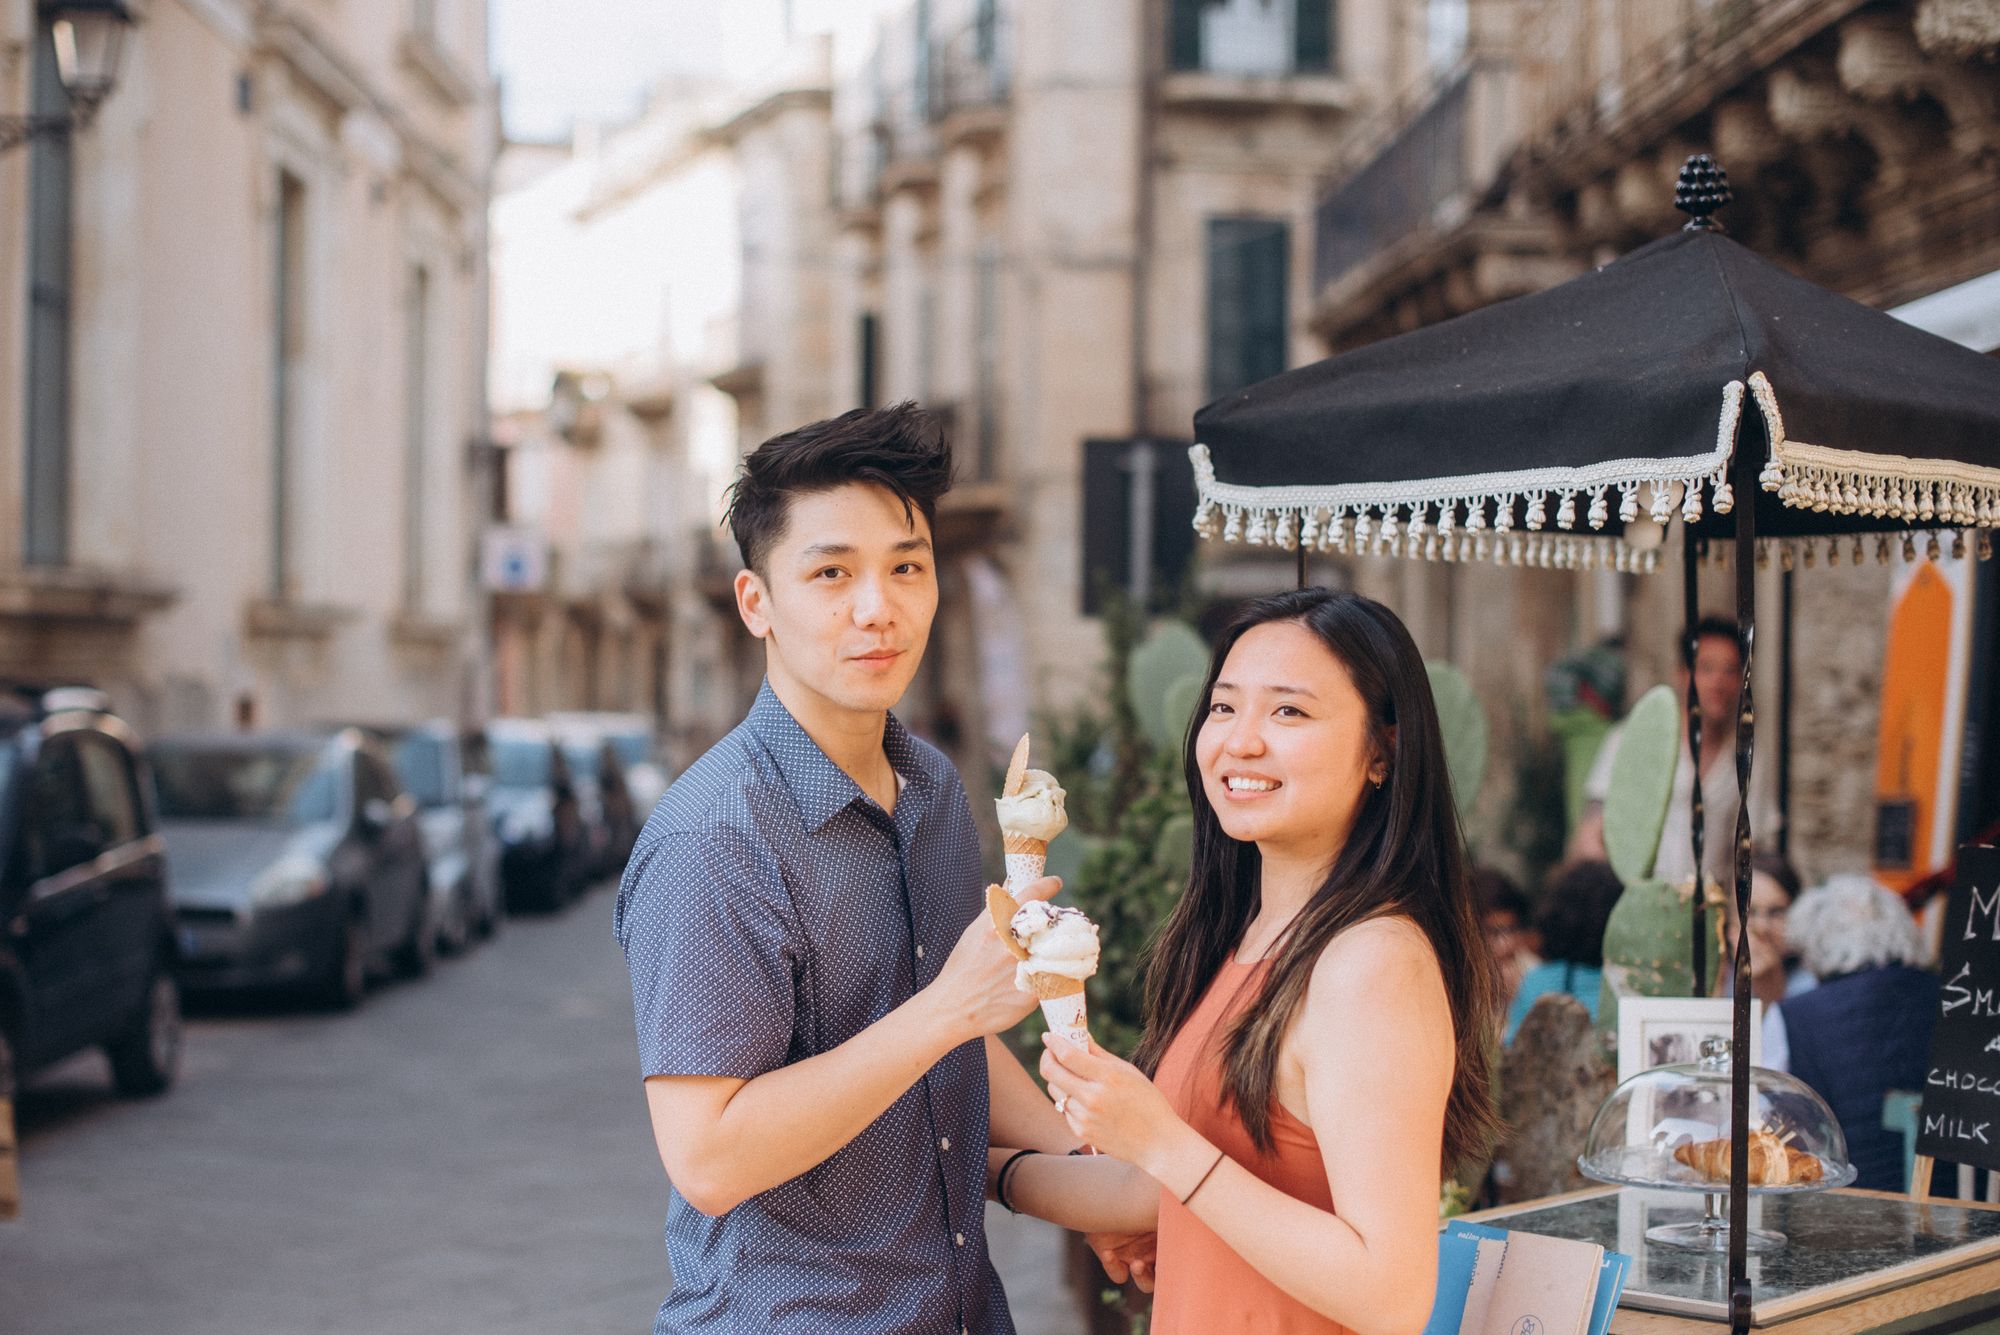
[154,730,430,1008]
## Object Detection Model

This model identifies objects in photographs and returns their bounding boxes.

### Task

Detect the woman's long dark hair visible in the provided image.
[1132,589,1499,1173]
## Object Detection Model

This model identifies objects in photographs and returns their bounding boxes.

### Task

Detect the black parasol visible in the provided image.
[1188,158,1999,1333]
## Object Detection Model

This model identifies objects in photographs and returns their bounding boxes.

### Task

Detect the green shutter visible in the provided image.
[1295,0,1334,72]
[1169,0,1205,71]
[1206,218,1290,400]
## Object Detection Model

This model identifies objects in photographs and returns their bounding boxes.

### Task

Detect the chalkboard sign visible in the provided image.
[1918,845,2000,1173]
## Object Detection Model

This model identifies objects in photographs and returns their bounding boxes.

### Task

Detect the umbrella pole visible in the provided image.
[1296,542,1307,590]
[1684,528,1707,996]
[1778,568,1794,860]
[1727,411,1763,1335]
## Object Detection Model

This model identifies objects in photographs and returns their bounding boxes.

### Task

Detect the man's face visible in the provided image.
[1686,632,1742,732]
[734,483,939,723]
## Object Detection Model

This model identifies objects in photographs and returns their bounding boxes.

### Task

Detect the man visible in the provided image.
[1570,616,1779,884]
[615,404,1145,1334]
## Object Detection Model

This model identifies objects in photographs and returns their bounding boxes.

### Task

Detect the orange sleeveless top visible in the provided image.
[1150,955,1354,1335]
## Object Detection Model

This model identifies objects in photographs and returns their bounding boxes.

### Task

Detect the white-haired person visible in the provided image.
[1770,875,1937,1192]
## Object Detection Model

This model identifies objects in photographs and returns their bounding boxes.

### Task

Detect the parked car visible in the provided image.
[153,729,430,1008]
[555,732,640,879]
[548,711,670,815]
[373,722,502,954]
[485,718,592,912]
[0,686,181,1103]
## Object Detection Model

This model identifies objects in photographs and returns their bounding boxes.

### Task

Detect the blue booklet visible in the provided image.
[1435,1220,1631,1335]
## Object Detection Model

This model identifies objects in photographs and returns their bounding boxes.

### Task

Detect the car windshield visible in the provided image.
[606,733,649,766]
[490,738,551,788]
[392,734,450,807]
[151,744,339,825]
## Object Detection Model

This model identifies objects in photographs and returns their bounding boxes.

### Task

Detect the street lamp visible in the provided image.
[0,0,135,152]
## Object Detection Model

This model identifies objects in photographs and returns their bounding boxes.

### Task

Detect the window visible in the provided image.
[23,18,74,567]
[858,312,880,409]
[1427,0,1468,73]
[1205,217,1290,400]
[1170,0,1334,75]
[18,739,93,883]
[76,736,143,849]
[272,171,307,599]
[404,263,431,609]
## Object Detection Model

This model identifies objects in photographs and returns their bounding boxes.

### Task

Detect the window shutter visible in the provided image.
[1295,0,1334,72]
[1206,218,1290,400]
[1168,0,1205,71]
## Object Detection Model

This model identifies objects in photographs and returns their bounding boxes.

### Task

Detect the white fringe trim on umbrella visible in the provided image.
[1188,380,1744,568]
[1750,372,2000,528]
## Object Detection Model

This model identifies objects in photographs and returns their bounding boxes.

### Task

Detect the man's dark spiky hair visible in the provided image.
[723,402,954,574]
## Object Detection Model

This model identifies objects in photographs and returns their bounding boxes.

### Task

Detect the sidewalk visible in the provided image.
[987,1201,1097,1333]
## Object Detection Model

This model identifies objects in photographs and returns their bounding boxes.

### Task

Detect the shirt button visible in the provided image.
[915,944,924,959]
[955,1232,965,1247]
[940,1136,951,1151]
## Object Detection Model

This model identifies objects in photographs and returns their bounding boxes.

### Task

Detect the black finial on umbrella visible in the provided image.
[1675,155,1732,232]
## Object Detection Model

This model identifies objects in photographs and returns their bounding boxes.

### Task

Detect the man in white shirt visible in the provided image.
[1570,616,1780,885]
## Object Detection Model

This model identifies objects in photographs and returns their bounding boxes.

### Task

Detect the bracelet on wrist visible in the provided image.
[995,1149,1039,1214]
[1179,1147,1226,1206]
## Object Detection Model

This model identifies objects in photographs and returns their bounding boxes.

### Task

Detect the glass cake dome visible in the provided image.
[1578,1035,1856,1251]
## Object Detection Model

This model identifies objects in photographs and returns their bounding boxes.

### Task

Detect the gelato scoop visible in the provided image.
[1009,900,1099,990]
[995,734,1067,897]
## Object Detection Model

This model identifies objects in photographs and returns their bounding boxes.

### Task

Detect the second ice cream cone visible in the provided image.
[1002,832,1047,897]
[1035,982,1090,1048]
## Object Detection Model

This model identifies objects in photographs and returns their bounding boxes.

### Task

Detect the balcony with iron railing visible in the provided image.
[1313,58,1498,295]
[926,11,1011,142]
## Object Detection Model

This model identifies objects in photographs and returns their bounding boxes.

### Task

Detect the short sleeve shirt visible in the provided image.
[615,682,1010,1335]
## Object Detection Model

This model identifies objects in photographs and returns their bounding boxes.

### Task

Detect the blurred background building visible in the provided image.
[3,0,1993,881]
[488,0,1999,885]
[0,0,497,734]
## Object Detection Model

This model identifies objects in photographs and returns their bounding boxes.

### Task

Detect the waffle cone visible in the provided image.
[1027,971,1085,1001]
[1002,832,1047,858]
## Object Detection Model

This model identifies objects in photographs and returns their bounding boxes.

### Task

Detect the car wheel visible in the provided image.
[107,968,181,1098]
[438,883,472,956]
[392,883,436,979]
[320,909,369,1011]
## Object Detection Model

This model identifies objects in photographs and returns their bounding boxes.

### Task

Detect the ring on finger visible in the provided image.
[1053,1093,1069,1115]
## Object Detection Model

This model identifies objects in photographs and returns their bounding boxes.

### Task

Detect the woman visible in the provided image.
[1502,859,1623,1043]
[1718,852,1816,1009]
[1473,866,1542,1026]
[992,589,1498,1335]
[1773,875,1936,1190]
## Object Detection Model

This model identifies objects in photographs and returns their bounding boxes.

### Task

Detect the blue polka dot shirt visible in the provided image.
[616,681,1011,1335]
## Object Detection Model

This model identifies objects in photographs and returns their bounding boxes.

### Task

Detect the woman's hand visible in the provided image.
[1039,1033,1188,1174]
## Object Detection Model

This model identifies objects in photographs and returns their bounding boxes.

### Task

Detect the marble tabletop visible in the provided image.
[1476,1188,2000,1323]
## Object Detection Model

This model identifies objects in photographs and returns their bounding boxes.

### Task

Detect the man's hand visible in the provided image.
[922,876,1063,1047]
[1086,1230,1157,1292]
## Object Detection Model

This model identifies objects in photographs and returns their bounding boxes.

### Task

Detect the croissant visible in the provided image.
[1673,1130,1822,1185]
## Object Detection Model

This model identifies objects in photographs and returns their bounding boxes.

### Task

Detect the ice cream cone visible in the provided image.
[1002,831,1047,897]
[1031,975,1090,1047]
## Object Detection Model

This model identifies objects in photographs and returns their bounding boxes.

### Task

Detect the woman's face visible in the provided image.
[1730,870,1791,975]
[1747,872,1790,966]
[1195,621,1382,865]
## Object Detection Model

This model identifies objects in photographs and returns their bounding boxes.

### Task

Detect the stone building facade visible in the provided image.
[1302,0,2000,882]
[485,39,843,764]
[0,0,497,734]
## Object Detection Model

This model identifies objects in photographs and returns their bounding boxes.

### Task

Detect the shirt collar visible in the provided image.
[747,680,936,833]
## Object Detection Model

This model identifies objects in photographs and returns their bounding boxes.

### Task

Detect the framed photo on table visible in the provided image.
[1617,996,1763,1083]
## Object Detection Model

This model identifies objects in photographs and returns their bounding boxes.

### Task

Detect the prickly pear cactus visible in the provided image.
[1597,684,1696,1036]
[1424,662,1488,827]
[1597,875,1697,1035]
[1154,811,1194,882]
[1603,685,1679,886]
[1128,620,1209,752]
